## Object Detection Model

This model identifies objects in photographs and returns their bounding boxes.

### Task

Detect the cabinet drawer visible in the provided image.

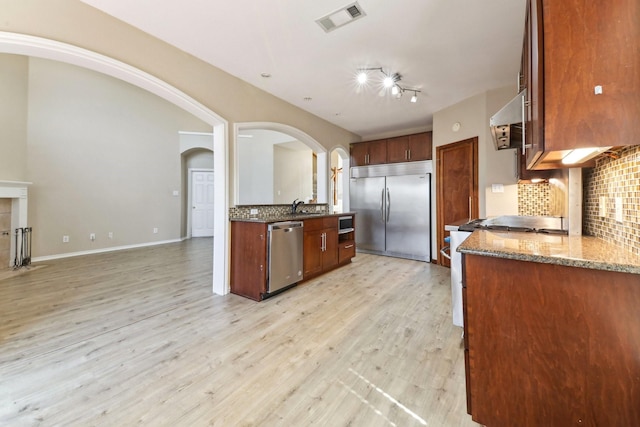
[323,216,338,229]
[339,240,355,262]
[303,217,324,231]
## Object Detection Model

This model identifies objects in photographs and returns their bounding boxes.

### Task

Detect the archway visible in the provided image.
[329,146,350,213]
[234,122,328,206]
[0,32,229,295]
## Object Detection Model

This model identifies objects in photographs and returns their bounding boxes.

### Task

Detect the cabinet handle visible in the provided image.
[521,93,526,155]
[468,196,472,222]
[405,150,408,160]
[322,232,327,251]
[408,149,411,160]
[344,244,354,249]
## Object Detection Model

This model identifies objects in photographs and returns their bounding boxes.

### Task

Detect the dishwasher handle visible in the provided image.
[269,221,304,231]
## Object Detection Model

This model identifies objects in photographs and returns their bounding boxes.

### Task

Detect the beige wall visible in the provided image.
[0,0,360,169]
[0,54,28,181]
[431,85,519,258]
[26,57,210,256]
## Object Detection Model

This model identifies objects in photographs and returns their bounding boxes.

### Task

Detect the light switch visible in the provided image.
[491,184,504,193]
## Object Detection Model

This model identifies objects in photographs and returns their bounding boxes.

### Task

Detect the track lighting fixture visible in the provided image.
[355,67,421,103]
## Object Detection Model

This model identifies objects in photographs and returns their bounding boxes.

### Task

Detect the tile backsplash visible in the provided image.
[230,204,329,219]
[518,183,550,216]
[583,145,640,255]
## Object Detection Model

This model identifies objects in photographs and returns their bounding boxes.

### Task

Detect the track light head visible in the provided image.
[355,67,420,104]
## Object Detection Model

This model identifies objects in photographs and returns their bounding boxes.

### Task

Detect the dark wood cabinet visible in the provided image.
[303,216,338,279]
[522,0,640,170]
[350,140,387,166]
[230,221,267,301]
[462,253,640,426]
[231,215,355,300]
[387,132,432,163]
[351,132,432,166]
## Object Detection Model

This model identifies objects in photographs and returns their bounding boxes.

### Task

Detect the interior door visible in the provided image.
[192,170,215,237]
[385,174,431,261]
[350,176,385,253]
[436,138,478,267]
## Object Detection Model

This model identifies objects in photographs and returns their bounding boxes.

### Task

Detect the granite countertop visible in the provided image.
[458,230,640,275]
[230,212,355,223]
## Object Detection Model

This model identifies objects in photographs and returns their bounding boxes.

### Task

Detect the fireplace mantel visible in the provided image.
[0,181,30,267]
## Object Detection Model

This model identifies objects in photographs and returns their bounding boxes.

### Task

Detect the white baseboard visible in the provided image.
[32,238,186,263]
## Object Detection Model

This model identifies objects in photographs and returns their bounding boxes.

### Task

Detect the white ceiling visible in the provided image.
[80,0,526,139]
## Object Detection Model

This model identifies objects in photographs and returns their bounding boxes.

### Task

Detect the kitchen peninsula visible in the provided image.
[459,230,640,426]
[230,211,356,301]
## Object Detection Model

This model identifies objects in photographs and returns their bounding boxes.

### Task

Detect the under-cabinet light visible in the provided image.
[561,147,611,165]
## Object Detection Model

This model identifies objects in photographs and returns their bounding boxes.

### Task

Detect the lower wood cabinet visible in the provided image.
[338,240,356,263]
[230,221,267,301]
[303,217,338,279]
[230,215,356,300]
[462,254,640,426]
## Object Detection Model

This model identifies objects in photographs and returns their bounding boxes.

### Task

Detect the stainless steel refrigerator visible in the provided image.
[349,161,432,261]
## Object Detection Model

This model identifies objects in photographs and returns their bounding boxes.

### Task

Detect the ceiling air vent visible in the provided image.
[316,2,366,33]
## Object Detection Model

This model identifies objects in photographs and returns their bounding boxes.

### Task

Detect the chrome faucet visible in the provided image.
[291,199,304,214]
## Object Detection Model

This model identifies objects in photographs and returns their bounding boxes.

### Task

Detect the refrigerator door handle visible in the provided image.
[386,188,391,222]
[380,188,385,221]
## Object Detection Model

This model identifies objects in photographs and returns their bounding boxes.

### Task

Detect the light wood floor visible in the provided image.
[0,238,477,426]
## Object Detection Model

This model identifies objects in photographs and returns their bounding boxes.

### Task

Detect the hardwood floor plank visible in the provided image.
[0,239,477,426]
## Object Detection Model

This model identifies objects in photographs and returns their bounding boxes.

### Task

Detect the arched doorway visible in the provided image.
[234,122,328,206]
[329,146,350,214]
[0,32,230,295]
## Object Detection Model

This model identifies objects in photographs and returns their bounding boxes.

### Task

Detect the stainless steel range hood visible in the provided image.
[490,90,525,150]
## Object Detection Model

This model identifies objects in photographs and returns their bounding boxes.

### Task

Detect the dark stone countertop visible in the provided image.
[230,212,355,223]
[458,230,640,275]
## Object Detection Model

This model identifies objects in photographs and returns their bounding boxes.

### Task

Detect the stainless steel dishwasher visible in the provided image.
[267,221,304,295]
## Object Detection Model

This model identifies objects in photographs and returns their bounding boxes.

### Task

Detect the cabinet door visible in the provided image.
[367,140,388,165]
[524,0,544,169]
[322,229,339,270]
[543,0,640,151]
[303,229,323,277]
[408,132,432,161]
[350,143,369,167]
[230,222,267,301]
[386,136,409,163]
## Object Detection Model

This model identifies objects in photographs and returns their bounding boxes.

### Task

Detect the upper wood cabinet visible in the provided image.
[350,140,387,166]
[351,132,432,166]
[523,0,640,170]
[387,133,432,163]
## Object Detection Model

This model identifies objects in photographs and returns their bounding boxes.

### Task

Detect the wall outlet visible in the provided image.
[615,197,623,222]
[89,233,96,241]
[316,205,322,211]
[153,227,158,234]
[599,196,606,217]
[108,232,113,239]
[250,208,258,215]
[62,235,69,243]
[172,190,179,196]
